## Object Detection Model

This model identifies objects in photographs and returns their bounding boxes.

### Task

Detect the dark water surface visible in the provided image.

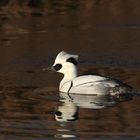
[0,0,140,139]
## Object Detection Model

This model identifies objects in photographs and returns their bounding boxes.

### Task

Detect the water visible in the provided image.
[0,86,139,139]
[0,0,140,139]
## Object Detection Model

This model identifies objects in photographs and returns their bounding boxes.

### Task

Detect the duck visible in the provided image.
[51,51,134,96]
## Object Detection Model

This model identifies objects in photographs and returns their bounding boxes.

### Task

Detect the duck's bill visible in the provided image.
[43,66,55,71]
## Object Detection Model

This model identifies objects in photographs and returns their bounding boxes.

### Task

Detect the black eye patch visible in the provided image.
[66,57,78,65]
[55,111,62,116]
[53,64,62,71]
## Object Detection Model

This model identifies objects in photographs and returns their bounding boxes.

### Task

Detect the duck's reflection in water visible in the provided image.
[55,92,119,122]
[54,92,133,138]
[54,93,114,138]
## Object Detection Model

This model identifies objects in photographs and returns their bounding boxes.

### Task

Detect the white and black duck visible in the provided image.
[51,51,137,96]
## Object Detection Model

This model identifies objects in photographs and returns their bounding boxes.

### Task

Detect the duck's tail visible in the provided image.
[110,86,140,102]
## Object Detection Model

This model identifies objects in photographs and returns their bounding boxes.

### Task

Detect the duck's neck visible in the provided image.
[60,68,78,88]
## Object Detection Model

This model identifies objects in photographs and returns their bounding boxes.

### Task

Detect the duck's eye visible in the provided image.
[53,64,62,71]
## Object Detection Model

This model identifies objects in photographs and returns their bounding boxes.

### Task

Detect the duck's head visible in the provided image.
[51,51,79,75]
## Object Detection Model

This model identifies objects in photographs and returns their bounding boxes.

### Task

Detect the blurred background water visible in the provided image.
[0,0,140,139]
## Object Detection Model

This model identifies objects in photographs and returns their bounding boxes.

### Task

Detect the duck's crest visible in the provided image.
[55,51,79,64]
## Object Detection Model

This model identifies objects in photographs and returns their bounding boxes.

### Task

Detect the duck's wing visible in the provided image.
[72,75,111,87]
[72,75,132,88]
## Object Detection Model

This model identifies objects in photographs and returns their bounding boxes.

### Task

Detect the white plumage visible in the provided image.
[52,51,133,95]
